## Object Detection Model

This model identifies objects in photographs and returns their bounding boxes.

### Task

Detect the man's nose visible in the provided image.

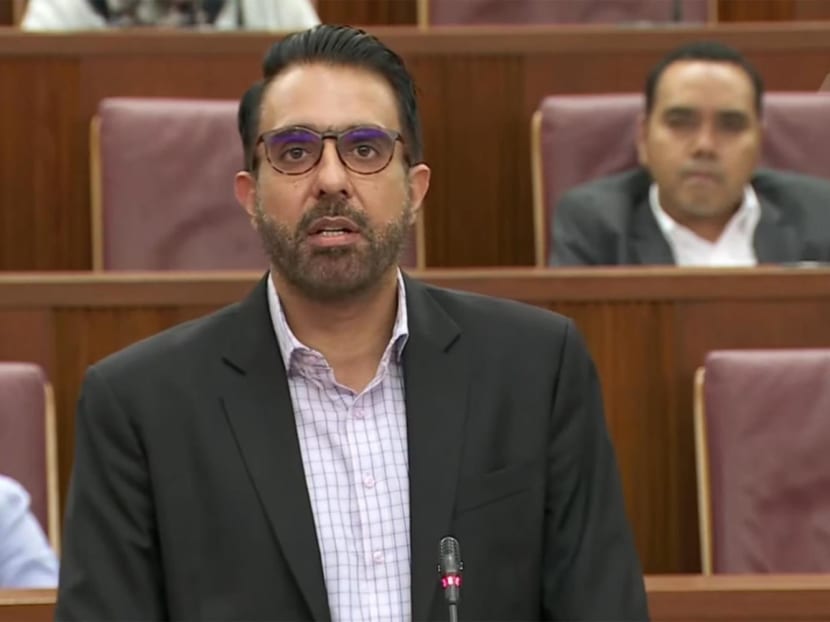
[312,141,351,197]
[691,122,717,157]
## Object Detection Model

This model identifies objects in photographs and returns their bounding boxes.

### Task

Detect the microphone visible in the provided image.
[438,536,463,622]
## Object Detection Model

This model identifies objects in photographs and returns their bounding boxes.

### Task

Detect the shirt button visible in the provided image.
[363,474,376,489]
[354,408,366,419]
[373,550,385,564]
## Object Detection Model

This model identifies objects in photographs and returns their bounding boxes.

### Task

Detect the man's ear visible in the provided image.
[636,113,649,167]
[234,171,257,224]
[407,163,431,225]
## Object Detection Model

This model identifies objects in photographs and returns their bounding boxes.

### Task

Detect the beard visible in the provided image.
[253,194,413,302]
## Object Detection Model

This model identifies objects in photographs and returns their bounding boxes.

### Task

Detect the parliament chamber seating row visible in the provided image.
[2,27,830,269]
[29,88,830,271]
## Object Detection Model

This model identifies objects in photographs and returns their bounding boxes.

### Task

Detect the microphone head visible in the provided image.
[438,536,463,603]
[439,536,461,573]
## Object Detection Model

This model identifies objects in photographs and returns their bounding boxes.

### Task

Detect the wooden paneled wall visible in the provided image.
[0,0,13,25]
[718,0,830,21]
[317,0,417,25]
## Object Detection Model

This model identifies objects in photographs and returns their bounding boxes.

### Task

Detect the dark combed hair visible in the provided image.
[644,40,765,115]
[238,24,423,172]
[238,80,265,172]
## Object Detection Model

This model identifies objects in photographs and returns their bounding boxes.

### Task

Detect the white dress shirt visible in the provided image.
[266,273,411,622]
[0,475,59,588]
[22,0,319,31]
[649,183,761,266]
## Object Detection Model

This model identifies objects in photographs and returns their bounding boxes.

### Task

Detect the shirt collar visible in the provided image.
[649,182,761,240]
[267,270,410,373]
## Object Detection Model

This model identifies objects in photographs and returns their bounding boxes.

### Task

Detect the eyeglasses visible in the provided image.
[256,125,405,175]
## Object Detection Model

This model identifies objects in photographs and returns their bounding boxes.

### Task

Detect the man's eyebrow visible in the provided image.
[662,106,697,116]
[716,109,751,119]
[270,123,372,133]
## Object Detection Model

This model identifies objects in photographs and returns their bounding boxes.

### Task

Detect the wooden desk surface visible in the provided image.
[6,575,830,621]
[2,267,830,573]
[0,589,54,622]
[2,25,830,270]
[647,574,830,620]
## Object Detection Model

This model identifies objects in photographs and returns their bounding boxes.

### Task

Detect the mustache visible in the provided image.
[296,197,370,237]
[680,165,725,181]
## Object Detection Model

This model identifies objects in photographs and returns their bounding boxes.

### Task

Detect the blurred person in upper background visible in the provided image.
[0,474,59,588]
[21,0,319,31]
[551,41,830,267]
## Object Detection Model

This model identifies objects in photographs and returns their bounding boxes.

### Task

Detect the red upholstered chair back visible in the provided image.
[531,92,830,265]
[0,362,59,550]
[91,97,424,270]
[422,0,711,25]
[694,349,830,573]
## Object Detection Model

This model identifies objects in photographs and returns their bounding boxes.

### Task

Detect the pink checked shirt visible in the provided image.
[266,273,411,622]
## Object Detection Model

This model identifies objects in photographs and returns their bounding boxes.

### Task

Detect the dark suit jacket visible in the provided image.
[55,275,648,621]
[551,168,830,265]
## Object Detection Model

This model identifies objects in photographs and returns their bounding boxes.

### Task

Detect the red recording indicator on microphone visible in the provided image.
[442,575,462,589]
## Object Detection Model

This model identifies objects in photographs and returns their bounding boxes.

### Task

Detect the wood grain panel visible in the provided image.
[718,0,830,21]
[0,1,13,26]
[410,53,529,266]
[647,574,830,621]
[718,0,796,20]
[0,57,80,269]
[792,0,830,19]
[559,300,682,570]
[0,310,53,378]
[0,590,54,622]
[317,0,417,25]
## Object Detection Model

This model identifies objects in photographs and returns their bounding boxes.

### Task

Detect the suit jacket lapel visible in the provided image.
[220,275,331,622]
[402,275,470,622]
[630,197,675,265]
[754,195,800,264]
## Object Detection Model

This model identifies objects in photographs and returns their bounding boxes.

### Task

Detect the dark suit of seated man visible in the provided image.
[551,41,830,267]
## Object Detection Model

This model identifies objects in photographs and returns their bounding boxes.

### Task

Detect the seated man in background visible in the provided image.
[551,41,830,266]
[21,0,319,30]
[0,475,59,588]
